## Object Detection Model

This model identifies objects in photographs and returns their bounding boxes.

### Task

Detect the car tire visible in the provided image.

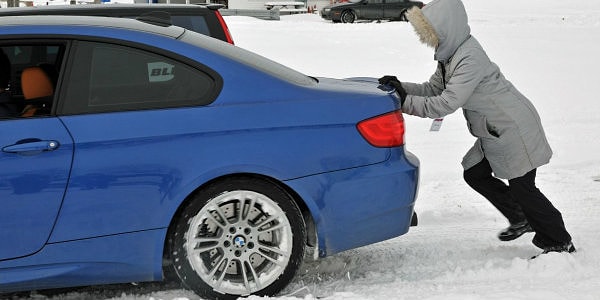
[169,177,306,300]
[341,10,356,23]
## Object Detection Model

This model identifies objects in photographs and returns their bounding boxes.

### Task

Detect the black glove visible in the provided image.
[378,75,399,85]
[378,75,407,106]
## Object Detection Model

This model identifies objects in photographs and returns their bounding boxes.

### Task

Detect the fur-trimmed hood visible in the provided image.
[406,0,471,62]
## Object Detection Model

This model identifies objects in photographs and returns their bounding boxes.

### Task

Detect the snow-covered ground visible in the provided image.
[6,0,600,299]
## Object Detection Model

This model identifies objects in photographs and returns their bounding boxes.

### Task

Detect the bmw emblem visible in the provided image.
[234,236,246,248]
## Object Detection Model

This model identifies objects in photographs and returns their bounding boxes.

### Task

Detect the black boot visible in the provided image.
[498,220,533,241]
[531,241,576,259]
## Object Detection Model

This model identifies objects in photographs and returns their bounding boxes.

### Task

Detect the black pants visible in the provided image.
[463,158,572,248]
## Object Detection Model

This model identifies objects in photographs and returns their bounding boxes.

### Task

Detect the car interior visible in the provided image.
[1,44,64,119]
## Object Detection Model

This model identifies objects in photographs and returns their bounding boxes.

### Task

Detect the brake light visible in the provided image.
[215,11,235,45]
[357,110,405,147]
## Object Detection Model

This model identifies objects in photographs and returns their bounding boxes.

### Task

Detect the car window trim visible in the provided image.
[52,35,223,116]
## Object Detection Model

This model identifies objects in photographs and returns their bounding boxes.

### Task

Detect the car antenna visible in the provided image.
[136,11,173,27]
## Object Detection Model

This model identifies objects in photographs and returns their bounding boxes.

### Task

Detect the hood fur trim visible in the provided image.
[406,6,439,49]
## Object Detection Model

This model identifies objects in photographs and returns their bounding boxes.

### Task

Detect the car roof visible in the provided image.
[0,15,185,38]
[0,4,223,16]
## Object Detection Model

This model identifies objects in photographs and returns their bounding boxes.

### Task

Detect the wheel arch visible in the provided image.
[161,172,317,275]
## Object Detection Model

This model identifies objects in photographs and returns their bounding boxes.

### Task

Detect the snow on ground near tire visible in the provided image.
[6,0,600,299]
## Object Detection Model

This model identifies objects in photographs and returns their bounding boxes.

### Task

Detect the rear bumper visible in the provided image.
[285,147,419,257]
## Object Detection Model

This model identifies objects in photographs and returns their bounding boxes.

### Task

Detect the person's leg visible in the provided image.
[463,158,526,224]
[508,169,573,250]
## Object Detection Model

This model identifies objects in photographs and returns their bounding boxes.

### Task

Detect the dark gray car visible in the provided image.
[321,0,424,23]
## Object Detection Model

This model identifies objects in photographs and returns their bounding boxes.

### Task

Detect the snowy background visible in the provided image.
[5,0,600,299]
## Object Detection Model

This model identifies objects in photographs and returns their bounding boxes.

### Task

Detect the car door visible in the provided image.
[361,0,385,20]
[0,118,73,260]
[0,43,73,261]
[45,40,222,242]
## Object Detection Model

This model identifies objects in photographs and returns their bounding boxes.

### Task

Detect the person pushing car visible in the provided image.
[379,0,575,257]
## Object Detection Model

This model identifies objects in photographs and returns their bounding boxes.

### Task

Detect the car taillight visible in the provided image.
[357,110,405,147]
[215,11,235,45]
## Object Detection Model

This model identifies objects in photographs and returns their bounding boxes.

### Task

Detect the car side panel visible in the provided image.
[49,100,390,243]
[0,147,419,292]
[0,229,164,293]
[360,0,384,20]
[383,0,406,19]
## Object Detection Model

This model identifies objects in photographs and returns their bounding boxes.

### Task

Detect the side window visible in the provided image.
[62,41,220,115]
[0,43,64,120]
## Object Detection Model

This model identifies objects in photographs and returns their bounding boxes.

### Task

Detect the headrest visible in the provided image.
[21,67,54,100]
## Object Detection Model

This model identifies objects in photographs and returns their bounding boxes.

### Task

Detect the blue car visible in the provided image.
[0,15,419,299]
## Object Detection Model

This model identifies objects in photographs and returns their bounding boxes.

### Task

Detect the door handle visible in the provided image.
[2,140,60,155]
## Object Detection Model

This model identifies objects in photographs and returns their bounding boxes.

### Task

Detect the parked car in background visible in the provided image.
[0,15,419,300]
[321,0,424,23]
[0,4,234,44]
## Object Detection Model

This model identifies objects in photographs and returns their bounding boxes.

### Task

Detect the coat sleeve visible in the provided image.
[401,49,488,118]
[401,65,445,97]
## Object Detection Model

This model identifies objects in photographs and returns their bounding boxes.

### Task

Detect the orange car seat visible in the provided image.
[20,66,54,117]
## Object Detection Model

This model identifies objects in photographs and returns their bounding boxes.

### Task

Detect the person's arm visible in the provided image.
[401,64,445,97]
[402,53,486,118]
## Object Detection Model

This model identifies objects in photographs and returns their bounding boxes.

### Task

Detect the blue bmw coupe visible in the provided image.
[0,15,419,299]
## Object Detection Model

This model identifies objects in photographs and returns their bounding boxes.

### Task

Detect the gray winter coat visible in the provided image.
[401,0,552,179]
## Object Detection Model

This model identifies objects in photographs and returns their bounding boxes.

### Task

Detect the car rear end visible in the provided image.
[179,31,420,257]
[205,75,420,257]
[285,77,420,256]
